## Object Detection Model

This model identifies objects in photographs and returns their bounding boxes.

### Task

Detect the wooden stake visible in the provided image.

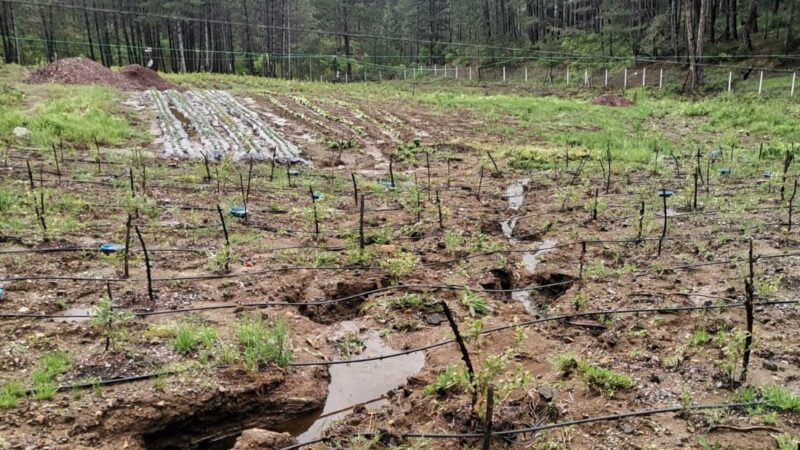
[202,153,212,182]
[605,144,612,193]
[351,172,358,206]
[741,239,755,383]
[780,149,794,201]
[487,151,500,176]
[310,186,319,238]
[94,137,101,174]
[359,194,365,250]
[134,226,154,303]
[239,172,249,223]
[426,152,432,201]
[104,281,113,351]
[789,179,797,232]
[436,189,444,230]
[657,192,668,256]
[477,166,484,199]
[389,154,395,188]
[440,301,476,404]
[591,189,599,220]
[26,160,34,190]
[693,166,699,210]
[482,385,495,450]
[270,148,277,181]
[123,214,132,279]
[216,204,230,246]
[51,143,61,184]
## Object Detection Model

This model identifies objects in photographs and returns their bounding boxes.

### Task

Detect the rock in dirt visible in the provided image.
[232,429,296,450]
[13,127,29,138]
[763,360,779,371]
[26,57,180,92]
[537,386,555,402]
[591,94,633,107]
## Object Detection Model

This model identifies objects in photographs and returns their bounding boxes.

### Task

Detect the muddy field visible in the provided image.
[0,72,799,450]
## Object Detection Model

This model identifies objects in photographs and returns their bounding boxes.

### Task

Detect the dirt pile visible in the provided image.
[27,57,181,91]
[592,94,633,107]
[120,64,184,91]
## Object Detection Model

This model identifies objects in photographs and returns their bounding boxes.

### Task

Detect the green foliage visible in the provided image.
[237,314,293,371]
[423,365,471,395]
[773,433,800,450]
[690,327,712,347]
[31,351,72,400]
[90,297,135,352]
[379,251,419,281]
[333,331,366,360]
[714,328,748,384]
[207,244,237,273]
[552,352,632,397]
[169,321,218,355]
[386,293,440,312]
[460,289,492,317]
[0,380,25,409]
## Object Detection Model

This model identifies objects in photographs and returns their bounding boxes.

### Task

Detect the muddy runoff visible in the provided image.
[137,321,423,450]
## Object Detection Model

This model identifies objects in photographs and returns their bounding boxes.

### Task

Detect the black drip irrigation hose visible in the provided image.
[24,299,799,395]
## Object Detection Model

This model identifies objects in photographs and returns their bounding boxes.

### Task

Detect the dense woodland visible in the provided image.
[0,0,798,88]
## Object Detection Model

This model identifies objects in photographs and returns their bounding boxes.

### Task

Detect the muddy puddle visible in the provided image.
[206,322,424,449]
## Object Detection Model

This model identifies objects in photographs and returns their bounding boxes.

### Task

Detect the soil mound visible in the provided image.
[27,57,136,90]
[592,94,633,107]
[120,64,184,91]
[27,57,182,91]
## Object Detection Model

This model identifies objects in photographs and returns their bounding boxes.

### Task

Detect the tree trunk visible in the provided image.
[684,0,707,90]
[743,0,757,50]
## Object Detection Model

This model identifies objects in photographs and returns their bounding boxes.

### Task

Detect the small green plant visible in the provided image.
[460,289,492,317]
[0,379,25,408]
[379,251,419,281]
[237,314,293,371]
[90,297,135,352]
[207,244,237,273]
[773,433,800,450]
[334,331,365,359]
[552,352,632,397]
[386,293,440,312]
[697,436,721,450]
[31,351,72,401]
[443,230,465,254]
[690,327,712,347]
[170,321,218,355]
[714,328,748,385]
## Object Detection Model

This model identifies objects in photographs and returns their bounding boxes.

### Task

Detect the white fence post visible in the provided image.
[659,69,663,89]
[413,68,416,79]
[525,67,528,83]
[469,67,472,81]
[642,67,646,86]
[604,69,608,87]
[728,71,732,92]
[791,72,796,96]
[758,71,764,95]
[566,68,570,85]
[503,66,506,82]
[455,66,458,79]
[404,69,407,80]
[584,69,589,86]
[624,68,627,89]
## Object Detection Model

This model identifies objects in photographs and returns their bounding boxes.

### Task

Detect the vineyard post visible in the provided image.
[788,179,797,232]
[579,241,587,280]
[591,189,599,220]
[359,194,365,250]
[426,152,432,201]
[94,137,101,174]
[246,158,254,203]
[730,144,735,164]
[706,156,712,197]
[26,160,34,190]
[693,166,699,210]
[51,143,61,184]
[34,189,47,242]
[741,239,755,383]
[270,148,277,181]
[482,385,495,450]
[436,190,444,230]
[141,165,147,194]
[477,166,484,199]
[439,301,476,406]
[309,187,320,238]
[637,202,645,244]
[351,172,358,206]
[695,150,705,185]
[216,204,230,272]
[657,192,668,256]
[239,172,249,223]
[780,149,793,201]
[389,154,395,188]
[123,214,132,278]
[129,168,138,218]
[58,138,64,165]
[487,151,500,176]
[605,144,612,193]
[202,153,212,182]
[756,143,763,172]
[416,189,422,223]
[134,226,154,303]
[104,282,114,351]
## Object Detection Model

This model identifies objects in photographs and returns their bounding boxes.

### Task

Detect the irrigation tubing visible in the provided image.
[32,298,798,400]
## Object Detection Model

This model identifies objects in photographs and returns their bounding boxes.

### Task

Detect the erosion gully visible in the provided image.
[501,179,558,317]
[193,321,424,450]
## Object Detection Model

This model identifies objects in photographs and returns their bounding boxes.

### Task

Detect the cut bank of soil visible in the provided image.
[592,94,634,107]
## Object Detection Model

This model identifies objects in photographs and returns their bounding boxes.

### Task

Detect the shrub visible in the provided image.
[237,315,293,371]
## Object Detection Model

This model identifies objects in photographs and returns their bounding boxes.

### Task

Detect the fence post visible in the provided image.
[642,67,646,86]
[659,68,664,89]
[434,64,437,76]
[566,67,570,85]
[728,71,733,92]
[525,66,528,83]
[469,67,472,81]
[792,72,796,96]
[503,66,506,82]
[604,68,608,87]
[623,68,628,90]
[584,69,589,86]
[455,66,458,79]
[758,71,764,95]
[444,64,447,77]
[482,385,495,450]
